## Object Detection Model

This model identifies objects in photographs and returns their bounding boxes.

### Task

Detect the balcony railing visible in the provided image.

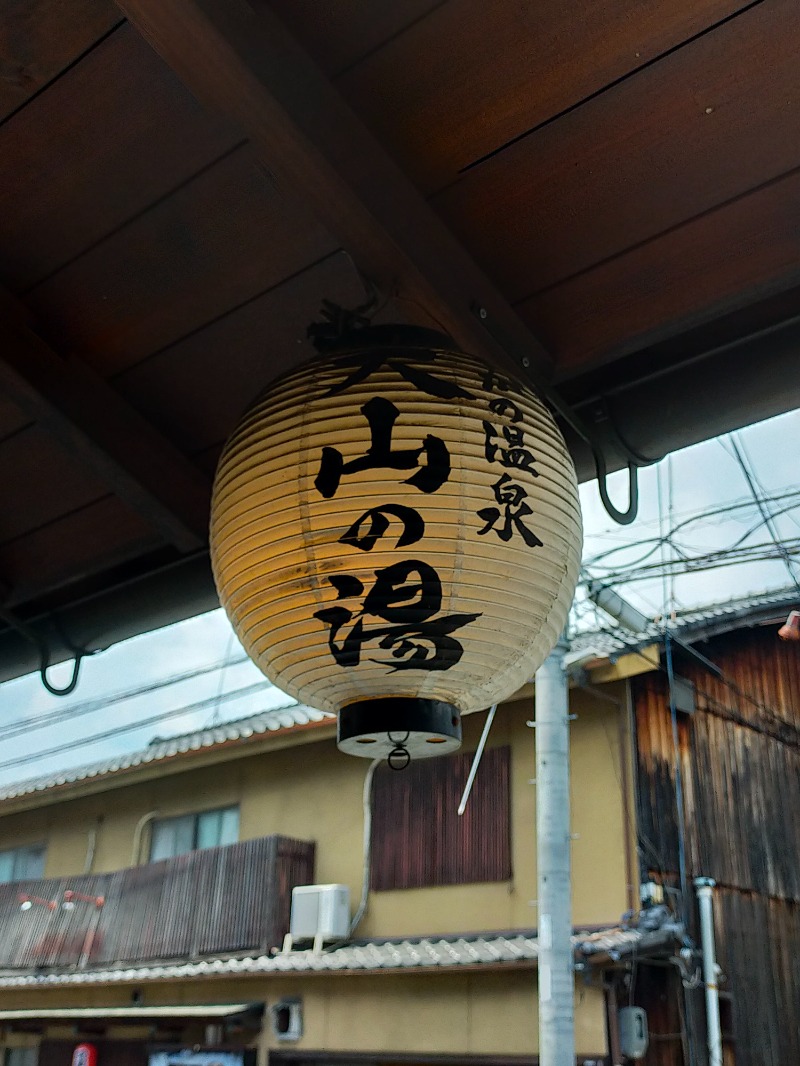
[0,835,314,970]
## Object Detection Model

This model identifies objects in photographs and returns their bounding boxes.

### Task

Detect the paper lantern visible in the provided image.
[211,326,582,761]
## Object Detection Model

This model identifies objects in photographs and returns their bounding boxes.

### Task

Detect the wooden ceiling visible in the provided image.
[1,0,799,682]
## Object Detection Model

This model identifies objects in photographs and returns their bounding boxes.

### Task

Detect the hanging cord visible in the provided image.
[470,302,658,525]
[0,606,96,697]
[307,274,382,352]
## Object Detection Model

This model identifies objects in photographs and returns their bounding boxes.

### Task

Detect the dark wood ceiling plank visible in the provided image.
[0,23,241,291]
[115,0,554,380]
[112,252,367,453]
[0,402,28,444]
[0,0,120,121]
[0,426,107,544]
[267,0,444,78]
[334,0,755,194]
[112,253,419,456]
[0,496,163,609]
[0,290,211,551]
[26,146,338,375]
[433,0,800,303]
[522,167,800,374]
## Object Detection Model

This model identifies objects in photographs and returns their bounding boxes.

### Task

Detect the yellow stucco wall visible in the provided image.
[0,971,608,1059]
[0,687,633,937]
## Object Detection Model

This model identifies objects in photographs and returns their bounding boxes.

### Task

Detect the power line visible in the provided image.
[583,537,800,587]
[0,679,276,775]
[0,653,250,742]
[724,435,800,595]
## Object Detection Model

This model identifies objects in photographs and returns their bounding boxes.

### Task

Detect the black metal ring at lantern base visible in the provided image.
[338,697,462,760]
[387,745,411,772]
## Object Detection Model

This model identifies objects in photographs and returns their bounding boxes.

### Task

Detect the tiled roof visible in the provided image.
[571,583,798,658]
[0,705,334,803]
[0,924,680,987]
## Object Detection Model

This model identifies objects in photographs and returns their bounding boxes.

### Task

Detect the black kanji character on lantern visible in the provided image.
[477,474,543,548]
[315,396,450,499]
[339,504,425,552]
[488,397,522,422]
[314,560,481,671]
[482,369,515,394]
[324,348,474,401]
[483,420,539,474]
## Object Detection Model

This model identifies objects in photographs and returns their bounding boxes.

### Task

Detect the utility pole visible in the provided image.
[535,638,574,1066]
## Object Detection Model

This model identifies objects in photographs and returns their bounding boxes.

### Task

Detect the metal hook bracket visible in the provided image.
[470,303,660,525]
[0,605,95,697]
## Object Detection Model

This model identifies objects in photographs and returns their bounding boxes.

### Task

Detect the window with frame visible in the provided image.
[369,745,511,890]
[4,1050,38,1066]
[0,844,46,884]
[149,805,239,862]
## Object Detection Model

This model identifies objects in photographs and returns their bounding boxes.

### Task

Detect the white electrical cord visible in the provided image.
[349,758,381,936]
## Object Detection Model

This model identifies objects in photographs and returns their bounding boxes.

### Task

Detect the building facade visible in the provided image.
[0,681,646,1066]
[0,589,796,1066]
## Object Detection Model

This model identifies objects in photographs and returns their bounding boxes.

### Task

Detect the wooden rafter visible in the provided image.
[0,290,210,553]
[114,0,554,382]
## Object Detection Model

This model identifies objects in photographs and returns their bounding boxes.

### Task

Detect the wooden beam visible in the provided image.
[114,0,554,382]
[0,291,211,552]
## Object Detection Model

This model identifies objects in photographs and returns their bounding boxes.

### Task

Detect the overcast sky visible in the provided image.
[0,408,797,789]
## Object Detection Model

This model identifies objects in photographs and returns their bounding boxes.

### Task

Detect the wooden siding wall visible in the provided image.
[632,628,800,1066]
[0,835,314,969]
[370,746,511,891]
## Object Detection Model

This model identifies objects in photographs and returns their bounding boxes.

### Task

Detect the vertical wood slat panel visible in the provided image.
[0,834,314,968]
[370,746,511,891]
[632,626,800,1066]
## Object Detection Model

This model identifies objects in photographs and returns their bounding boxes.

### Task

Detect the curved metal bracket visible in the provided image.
[592,453,640,527]
[469,303,659,525]
[39,647,85,697]
[0,606,94,697]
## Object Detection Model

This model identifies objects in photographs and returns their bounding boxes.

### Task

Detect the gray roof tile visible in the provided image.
[0,705,334,804]
[0,925,679,987]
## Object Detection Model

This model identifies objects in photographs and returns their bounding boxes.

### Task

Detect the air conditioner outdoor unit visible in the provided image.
[285,884,350,953]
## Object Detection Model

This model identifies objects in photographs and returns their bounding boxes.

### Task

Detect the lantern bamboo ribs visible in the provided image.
[211,326,582,759]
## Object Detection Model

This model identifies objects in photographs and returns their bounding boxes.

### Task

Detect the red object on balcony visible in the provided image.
[72,1045,97,1066]
[63,890,105,907]
[778,610,800,641]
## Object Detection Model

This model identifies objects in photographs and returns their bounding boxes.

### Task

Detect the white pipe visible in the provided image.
[457,704,497,816]
[349,759,381,936]
[83,821,99,875]
[130,810,159,866]
[535,639,574,1066]
[694,877,723,1066]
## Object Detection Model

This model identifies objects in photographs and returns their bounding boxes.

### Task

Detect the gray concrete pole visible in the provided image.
[535,639,574,1066]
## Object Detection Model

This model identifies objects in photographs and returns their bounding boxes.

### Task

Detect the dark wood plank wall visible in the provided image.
[632,627,800,1066]
[370,745,511,891]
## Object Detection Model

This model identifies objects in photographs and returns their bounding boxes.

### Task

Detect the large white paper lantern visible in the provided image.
[211,326,582,762]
